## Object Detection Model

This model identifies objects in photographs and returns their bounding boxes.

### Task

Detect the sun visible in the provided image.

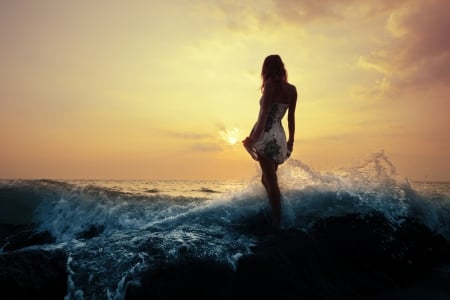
[228,136,238,145]
[219,127,241,145]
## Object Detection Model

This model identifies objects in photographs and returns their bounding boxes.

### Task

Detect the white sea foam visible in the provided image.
[1,151,449,299]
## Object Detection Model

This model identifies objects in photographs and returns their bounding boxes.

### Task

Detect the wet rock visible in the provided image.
[0,249,68,300]
[126,258,234,300]
[125,213,450,300]
[0,224,55,252]
[75,224,105,240]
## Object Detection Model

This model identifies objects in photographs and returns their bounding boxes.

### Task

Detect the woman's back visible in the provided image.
[269,81,297,106]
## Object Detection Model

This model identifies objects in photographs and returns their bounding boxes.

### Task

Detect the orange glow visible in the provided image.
[0,0,449,181]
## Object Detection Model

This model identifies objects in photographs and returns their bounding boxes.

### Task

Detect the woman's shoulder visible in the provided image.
[283,82,298,98]
[286,82,297,91]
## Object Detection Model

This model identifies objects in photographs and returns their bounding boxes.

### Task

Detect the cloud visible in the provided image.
[205,0,409,34]
[162,130,213,140]
[271,0,345,23]
[190,143,223,152]
[161,129,224,153]
[269,0,406,23]
[358,0,450,94]
[198,0,339,36]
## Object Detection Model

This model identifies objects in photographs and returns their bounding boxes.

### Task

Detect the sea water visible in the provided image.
[1,152,449,299]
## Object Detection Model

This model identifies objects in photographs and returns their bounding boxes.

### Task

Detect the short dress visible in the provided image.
[246,101,290,164]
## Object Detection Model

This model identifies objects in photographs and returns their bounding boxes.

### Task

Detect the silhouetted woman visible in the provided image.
[243,54,297,229]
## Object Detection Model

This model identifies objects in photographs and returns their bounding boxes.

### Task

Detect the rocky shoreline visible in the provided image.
[126,214,450,299]
[1,213,449,300]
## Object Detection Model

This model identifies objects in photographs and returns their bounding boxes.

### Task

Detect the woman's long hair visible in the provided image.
[261,54,287,91]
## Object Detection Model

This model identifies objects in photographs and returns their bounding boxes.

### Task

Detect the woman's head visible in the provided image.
[261,54,287,89]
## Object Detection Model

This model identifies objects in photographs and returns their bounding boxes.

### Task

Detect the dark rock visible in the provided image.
[357,264,450,300]
[0,224,55,252]
[126,213,450,300]
[75,224,105,240]
[0,249,68,300]
[310,213,450,295]
[126,258,234,300]
[234,229,327,299]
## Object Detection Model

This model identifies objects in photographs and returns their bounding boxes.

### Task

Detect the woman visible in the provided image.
[243,54,297,229]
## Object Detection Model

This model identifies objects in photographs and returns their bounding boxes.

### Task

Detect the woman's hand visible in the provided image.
[242,136,255,147]
[287,140,294,154]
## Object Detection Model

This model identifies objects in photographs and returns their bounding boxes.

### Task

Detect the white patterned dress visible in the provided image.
[246,101,290,164]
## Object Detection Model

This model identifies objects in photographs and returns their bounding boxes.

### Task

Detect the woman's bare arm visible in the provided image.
[287,86,297,152]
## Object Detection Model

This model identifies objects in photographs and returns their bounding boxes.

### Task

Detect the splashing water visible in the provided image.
[1,151,449,299]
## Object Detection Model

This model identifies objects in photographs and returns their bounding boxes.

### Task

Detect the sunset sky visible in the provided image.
[1,0,449,181]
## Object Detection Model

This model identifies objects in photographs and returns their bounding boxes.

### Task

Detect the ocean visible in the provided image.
[1,152,450,299]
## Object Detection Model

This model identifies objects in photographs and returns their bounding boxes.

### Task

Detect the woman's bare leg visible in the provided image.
[259,156,281,229]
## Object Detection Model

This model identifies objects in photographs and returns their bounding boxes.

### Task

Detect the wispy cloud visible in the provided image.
[358,0,450,95]
[203,0,409,34]
[161,130,213,140]
[161,129,225,153]
[190,143,223,152]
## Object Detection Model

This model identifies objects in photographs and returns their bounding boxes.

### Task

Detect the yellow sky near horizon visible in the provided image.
[1,0,449,181]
